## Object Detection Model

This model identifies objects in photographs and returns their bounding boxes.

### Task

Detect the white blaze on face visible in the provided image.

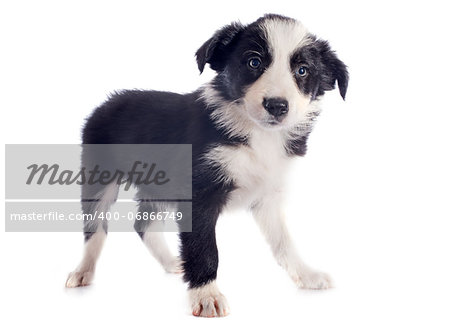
[243,18,313,129]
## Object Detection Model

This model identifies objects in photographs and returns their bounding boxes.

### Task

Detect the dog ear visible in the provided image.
[196,22,245,74]
[316,40,349,100]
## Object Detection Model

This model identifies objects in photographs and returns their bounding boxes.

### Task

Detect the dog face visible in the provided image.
[196,14,348,130]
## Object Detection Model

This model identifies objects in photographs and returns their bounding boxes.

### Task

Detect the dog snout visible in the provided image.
[263,98,289,120]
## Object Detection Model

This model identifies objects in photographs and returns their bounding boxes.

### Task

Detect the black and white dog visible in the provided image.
[66,14,348,317]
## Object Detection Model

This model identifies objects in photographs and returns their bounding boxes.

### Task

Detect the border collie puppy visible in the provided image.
[66,14,348,317]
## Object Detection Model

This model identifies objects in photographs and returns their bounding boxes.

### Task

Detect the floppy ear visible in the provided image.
[195,22,245,74]
[316,40,349,100]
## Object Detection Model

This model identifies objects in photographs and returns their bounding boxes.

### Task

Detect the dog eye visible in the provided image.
[297,66,308,77]
[248,57,262,69]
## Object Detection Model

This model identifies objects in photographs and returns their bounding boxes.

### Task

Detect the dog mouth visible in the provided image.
[248,113,287,130]
[266,119,281,126]
[247,114,283,130]
[262,112,288,126]
[258,116,288,130]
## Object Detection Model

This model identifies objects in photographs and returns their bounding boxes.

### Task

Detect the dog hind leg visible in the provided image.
[65,183,119,288]
[134,200,182,274]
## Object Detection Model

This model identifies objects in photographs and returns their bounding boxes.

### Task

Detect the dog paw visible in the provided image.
[163,257,183,274]
[294,270,333,290]
[189,281,229,317]
[65,270,94,288]
[191,293,229,317]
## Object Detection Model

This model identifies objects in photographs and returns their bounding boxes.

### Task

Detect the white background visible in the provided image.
[1,0,450,329]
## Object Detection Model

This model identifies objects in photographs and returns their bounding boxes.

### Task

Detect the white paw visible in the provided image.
[294,270,333,290]
[65,270,94,288]
[189,281,229,317]
[163,257,183,274]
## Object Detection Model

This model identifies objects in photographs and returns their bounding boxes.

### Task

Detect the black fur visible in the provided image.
[82,89,243,288]
[198,21,272,102]
[80,14,348,290]
[196,22,245,74]
[290,36,348,100]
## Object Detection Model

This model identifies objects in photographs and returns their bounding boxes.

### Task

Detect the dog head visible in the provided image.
[196,14,348,130]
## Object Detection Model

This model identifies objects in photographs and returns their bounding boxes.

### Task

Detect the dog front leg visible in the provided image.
[252,195,332,289]
[179,206,229,317]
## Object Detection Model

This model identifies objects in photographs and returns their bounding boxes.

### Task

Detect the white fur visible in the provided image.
[66,17,333,317]
[189,280,229,317]
[199,85,254,139]
[252,194,333,289]
[201,19,332,293]
[244,18,315,129]
[65,230,106,287]
[204,130,332,289]
[142,231,182,274]
[200,18,322,201]
[66,183,119,287]
[83,183,120,233]
[205,128,291,209]
[134,200,182,273]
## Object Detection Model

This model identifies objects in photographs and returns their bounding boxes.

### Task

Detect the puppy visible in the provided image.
[66,14,348,317]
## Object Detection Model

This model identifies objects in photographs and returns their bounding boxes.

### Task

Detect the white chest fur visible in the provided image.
[205,129,292,209]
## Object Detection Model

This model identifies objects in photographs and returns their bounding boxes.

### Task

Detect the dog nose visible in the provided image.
[263,98,289,119]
